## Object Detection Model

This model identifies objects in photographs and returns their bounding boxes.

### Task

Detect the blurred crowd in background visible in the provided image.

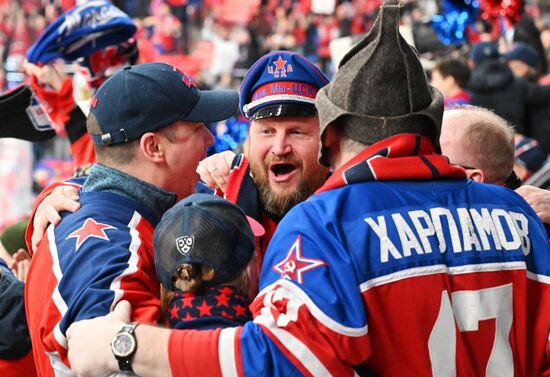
[0,0,396,92]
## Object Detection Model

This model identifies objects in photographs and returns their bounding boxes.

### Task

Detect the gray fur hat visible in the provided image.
[315,0,444,166]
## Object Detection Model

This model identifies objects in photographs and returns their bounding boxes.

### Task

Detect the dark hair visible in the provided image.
[87,113,179,166]
[433,58,471,89]
[86,112,140,165]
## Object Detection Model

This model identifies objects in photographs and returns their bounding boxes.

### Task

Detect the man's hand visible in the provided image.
[67,300,131,377]
[196,150,236,191]
[9,249,31,283]
[516,185,550,224]
[32,185,80,250]
[23,60,67,91]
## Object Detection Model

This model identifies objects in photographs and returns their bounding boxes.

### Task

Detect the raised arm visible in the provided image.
[196,150,236,192]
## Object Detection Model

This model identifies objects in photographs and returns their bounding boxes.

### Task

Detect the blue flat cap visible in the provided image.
[240,51,329,120]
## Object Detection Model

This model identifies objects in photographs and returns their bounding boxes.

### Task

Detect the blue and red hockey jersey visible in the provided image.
[168,137,550,377]
[25,190,161,377]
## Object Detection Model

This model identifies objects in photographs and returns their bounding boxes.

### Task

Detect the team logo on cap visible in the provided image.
[172,67,196,88]
[176,236,194,255]
[267,56,293,78]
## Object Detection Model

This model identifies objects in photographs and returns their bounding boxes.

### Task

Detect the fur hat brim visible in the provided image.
[314,0,444,167]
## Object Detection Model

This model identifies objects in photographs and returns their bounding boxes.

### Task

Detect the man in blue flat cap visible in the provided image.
[197,50,330,264]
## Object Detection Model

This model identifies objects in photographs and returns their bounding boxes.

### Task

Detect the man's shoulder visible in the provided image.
[312,178,523,200]
[52,194,154,252]
[63,191,153,225]
[59,200,136,229]
[301,179,536,222]
[468,180,534,208]
[306,179,465,206]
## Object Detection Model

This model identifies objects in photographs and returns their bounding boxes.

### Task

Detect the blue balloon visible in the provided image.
[432,0,479,45]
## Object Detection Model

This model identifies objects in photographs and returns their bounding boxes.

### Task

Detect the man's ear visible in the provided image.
[139,132,164,162]
[323,124,339,148]
[321,124,343,169]
[466,168,485,183]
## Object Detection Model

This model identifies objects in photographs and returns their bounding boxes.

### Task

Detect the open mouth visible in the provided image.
[269,161,298,183]
[271,163,296,176]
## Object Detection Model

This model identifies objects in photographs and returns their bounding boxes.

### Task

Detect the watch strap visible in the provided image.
[122,322,139,335]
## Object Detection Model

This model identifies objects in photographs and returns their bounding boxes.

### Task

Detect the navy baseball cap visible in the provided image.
[240,51,329,120]
[154,193,264,291]
[89,62,239,145]
[505,42,539,69]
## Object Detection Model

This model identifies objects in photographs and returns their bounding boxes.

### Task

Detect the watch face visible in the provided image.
[112,332,136,358]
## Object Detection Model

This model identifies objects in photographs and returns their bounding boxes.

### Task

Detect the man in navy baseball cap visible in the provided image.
[25,61,239,376]
[198,51,330,261]
[90,62,238,146]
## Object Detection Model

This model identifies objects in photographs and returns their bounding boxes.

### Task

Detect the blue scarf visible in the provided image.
[27,0,136,64]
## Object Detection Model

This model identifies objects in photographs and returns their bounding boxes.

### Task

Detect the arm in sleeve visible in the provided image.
[0,268,31,360]
[36,227,160,368]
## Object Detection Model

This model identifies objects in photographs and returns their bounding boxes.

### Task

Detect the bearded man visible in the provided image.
[198,51,330,262]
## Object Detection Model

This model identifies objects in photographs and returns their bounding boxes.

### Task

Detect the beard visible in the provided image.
[250,154,327,218]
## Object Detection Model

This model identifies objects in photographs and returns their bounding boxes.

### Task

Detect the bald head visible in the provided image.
[441,106,515,184]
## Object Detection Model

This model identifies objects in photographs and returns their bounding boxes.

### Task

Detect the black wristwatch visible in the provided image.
[111,322,139,373]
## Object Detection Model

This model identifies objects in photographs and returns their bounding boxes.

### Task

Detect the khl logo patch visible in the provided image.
[176,236,194,255]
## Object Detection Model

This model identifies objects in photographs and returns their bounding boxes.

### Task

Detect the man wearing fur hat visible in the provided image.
[66,2,550,376]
